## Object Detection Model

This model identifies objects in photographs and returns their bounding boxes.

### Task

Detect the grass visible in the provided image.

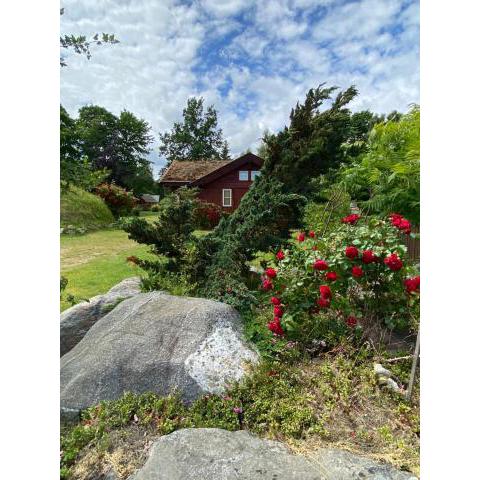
[61,186,115,230]
[60,221,211,311]
[60,229,155,311]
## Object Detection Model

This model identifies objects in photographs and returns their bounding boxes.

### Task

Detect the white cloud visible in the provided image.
[61,0,419,175]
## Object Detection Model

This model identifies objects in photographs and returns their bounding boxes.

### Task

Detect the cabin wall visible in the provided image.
[197,162,259,211]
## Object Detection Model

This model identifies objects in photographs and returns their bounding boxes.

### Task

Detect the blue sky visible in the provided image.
[60,0,419,175]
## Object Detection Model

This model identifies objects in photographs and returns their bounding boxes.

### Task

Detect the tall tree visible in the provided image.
[75,106,155,192]
[159,97,230,165]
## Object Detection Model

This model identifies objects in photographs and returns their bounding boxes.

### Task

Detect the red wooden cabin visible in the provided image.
[158,153,264,212]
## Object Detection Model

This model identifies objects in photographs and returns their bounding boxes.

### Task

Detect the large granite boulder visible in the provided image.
[129,428,322,480]
[60,277,142,356]
[128,428,417,480]
[61,293,259,421]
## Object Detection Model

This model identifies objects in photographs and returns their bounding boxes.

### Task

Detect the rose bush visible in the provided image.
[259,214,419,345]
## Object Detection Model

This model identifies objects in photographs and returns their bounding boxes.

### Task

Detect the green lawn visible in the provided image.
[60,222,211,312]
[60,229,155,311]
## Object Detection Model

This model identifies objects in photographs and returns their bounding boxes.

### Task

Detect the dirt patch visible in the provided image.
[68,426,157,480]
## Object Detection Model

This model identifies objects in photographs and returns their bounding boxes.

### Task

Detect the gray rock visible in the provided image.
[60,277,142,356]
[309,448,418,480]
[61,293,258,421]
[128,428,323,480]
[128,429,417,480]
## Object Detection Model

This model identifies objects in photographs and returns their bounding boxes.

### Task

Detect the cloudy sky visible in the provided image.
[61,0,419,175]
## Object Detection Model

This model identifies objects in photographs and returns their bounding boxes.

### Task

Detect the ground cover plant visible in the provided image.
[61,344,419,480]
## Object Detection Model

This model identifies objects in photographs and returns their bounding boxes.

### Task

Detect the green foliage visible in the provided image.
[95,183,137,217]
[60,8,119,67]
[61,186,115,230]
[159,97,230,166]
[74,106,155,192]
[60,106,109,191]
[122,187,199,275]
[198,176,305,309]
[192,201,223,229]
[303,183,351,236]
[262,84,359,194]
[338,106,420,224]
[259,214,419,347]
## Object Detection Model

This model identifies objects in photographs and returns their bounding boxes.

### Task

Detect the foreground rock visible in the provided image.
[60,277,142,356]
[61,293,258,421]
[129,428,417,480]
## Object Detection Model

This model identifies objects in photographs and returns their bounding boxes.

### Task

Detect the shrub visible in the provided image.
[258,213,419,347]
[95,183,137,217]
[193,201,223,229]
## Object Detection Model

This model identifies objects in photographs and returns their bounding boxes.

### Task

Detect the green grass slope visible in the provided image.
[61,186,115,230]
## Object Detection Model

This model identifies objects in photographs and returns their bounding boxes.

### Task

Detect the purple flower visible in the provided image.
[233,406,243,414]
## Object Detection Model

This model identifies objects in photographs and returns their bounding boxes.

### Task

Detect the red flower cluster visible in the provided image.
[265,268,277,279]
[326,271,338,281]
[384,253,403,271]
[276,250,285,261]
[404,276,420,293]
[352,265,364,278]
[345,315,358,328]
[262,279,273,290]
[341,214,360,225]
[273,306,283,317]
[270,296,281,305]
[309,230,316,238]
[316,284,332,309]
[362,249,377,264]
[345,246,359,259]
[389,213,412,235]
[313,259,329,271]
[297,232,306,242]
[267,317,284,335]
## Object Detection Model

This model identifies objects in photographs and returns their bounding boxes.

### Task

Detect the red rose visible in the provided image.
[389,213,402,225]
[309,230,316,238]
[398,219,411,234]
[341,214,360,225]
[352,265,363,278]
[362,249,376,264]
[265,267,277,279]
[346,315,357,328]
[262,279,273,290]
[313,259,329,271]
[384,253,403,271]
[325,271,338,281]
[316,297,331,308]
[267,318,284,335]
[404,276,420,293]
[319,285,332,299]
[276,250,285,261]
[273,306,283,317]
[270,296,281,305]
[297,232,306,242]
[345,246,359,259]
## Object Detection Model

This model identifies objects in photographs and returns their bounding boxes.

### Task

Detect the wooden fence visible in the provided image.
[401,228,420,262]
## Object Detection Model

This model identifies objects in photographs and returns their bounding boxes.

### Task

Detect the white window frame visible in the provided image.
[239,170,249,181]
[251,170,261,180]
[222,188,232,207]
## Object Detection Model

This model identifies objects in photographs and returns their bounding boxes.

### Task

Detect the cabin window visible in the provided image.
[251,170,261,180]
[239,170,249,181]
[222,189,232,207]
